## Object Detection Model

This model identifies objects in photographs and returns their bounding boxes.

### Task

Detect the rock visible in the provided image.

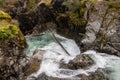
[24,58,41,79]
[16,2,56,35]
[60,54,94,69]
[31,22,56,36]
[101,20,120,56]
[38,0,54,7]
[32,69,107,80]
[81,1,120,56]
[81,2,108,45]
[24,49,46,79]
[77,69,107,80]
[0,10,28,80]
[33,49,46,60]
[35,73,74,80]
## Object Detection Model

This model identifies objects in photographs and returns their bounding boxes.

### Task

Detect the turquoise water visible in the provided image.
[26,31,65,56]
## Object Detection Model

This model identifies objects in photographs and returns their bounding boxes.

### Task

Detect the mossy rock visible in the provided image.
[0,10,27,47]
[0,10,11,20]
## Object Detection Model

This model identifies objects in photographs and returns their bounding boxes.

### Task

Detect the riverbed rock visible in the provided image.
[23,58,41,79]
[0,10,28,80]
[33,49,46,60]
[60,54,94,70]
[81,1,120,56]
[32,69,107,80]
[77,69,107,80]
[23,49,46,79]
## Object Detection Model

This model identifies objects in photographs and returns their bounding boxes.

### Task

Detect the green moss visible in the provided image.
[10,25,19,35]
[0,10,20,41]
[0,10,27,47]
[0,25,20,41]
[106,1,120,9]
[0,26,13,40]
[0,23,26,46]
[0,10,11,19]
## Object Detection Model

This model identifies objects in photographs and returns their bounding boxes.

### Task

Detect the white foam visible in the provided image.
[33,40,80,78]
[83,50,106,68]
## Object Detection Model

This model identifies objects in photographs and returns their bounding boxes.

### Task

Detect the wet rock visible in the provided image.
[60,54,94,69]
[33,49,46,60]
[31,69,107,80]
[24,49,46,79]
[32,73,79,80]
[77,69,107,80]
[24,58,41,79]
[40,74,78,80]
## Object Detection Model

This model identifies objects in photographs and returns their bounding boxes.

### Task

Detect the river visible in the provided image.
[26,31,120,80]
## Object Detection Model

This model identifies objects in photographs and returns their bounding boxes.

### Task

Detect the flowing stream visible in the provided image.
[26,31,120,80]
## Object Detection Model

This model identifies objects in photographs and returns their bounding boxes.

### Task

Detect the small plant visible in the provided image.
[0,27,14,40]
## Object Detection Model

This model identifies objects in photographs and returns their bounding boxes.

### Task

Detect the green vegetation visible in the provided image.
[0,10,27,47]
[0,26,14,40]
[57,0,96,27]
[0,25,20,41]
[62,0,87,26]
[28,0,37,12]
[0,10,19,41]
[0,10,11,19]
[0,0,7,9]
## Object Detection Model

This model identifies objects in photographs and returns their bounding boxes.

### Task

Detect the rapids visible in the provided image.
[26,31,120,80]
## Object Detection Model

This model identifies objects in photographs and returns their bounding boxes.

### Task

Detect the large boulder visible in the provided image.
[60,54,94,70]
[24,49,45,76]
[0,10,28,80]
[81,1,120,56]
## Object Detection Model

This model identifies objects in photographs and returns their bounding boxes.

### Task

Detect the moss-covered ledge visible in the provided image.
[0,10,27,47]
[0,10,28,80]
